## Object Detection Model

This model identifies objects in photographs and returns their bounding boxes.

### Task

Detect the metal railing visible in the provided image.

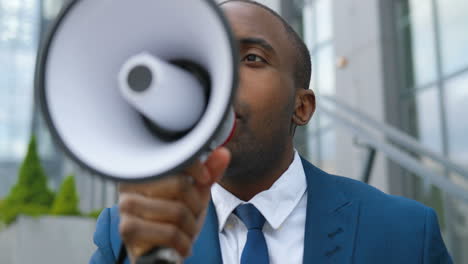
[316,95,468,203]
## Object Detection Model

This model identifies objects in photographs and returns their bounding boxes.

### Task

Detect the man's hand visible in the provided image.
[118,147,231,263]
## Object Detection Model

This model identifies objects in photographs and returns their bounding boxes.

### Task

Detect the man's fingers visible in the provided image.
[117,151,231,263]
[119,214,193,258]
[119,194,198,238]
[204,147,231,182]
[185,148,231,189]
[185,160,210,186]
[187,148,231,206]
[119,173,193,199]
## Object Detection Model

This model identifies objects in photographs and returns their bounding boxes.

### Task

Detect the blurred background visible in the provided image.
[0,0,467,263]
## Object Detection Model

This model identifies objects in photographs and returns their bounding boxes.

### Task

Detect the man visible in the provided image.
[90,1,452,263]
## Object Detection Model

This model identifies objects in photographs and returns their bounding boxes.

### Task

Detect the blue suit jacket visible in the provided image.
[90,159,452,263]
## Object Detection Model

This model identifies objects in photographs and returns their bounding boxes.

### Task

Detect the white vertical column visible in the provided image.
[332,0,390,192]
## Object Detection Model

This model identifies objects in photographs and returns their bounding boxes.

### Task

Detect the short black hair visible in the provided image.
[220,0,312,90]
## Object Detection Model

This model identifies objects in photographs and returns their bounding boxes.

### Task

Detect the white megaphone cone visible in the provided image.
[36,0,238,182]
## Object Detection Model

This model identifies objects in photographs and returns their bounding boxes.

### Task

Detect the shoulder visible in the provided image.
[301,157,430,216]
[330,172,431,224]
[328,174,432,217]
[332,173,427,212]
[329,174,451,262]
[301,159,452,261]
[301,158,437,237]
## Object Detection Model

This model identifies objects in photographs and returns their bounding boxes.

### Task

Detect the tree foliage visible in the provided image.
[0,136,54,224]
[5,136,54,206]
[50,174,80,216]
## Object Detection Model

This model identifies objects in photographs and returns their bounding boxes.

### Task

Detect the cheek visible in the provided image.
[236,68,286,111]
[236,68,294,128]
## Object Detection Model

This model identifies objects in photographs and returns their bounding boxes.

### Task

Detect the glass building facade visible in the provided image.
[0,0,42,196]
[291,0,468,262]
[0,0,116,212]
[302,0,337,175]
[396,0,468,165]
[395,0,468,261]
[0,0,68,197]
[396,0,468,174]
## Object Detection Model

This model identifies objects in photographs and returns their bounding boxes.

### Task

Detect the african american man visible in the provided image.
[90,1,452,263]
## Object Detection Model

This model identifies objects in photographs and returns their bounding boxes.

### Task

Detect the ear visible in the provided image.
[292,89,315,126]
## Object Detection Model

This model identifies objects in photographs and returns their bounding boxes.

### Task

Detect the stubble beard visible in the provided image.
[221,120,289,188]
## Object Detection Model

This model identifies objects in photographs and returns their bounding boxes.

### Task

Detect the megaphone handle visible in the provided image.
[136,247,182,264]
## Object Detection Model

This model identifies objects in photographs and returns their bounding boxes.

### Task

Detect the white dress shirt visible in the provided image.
[211,151,307,264]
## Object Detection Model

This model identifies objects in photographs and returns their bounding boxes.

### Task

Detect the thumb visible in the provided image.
[195,147,231,226]
[194,147,231,196]
[204,147,231,183]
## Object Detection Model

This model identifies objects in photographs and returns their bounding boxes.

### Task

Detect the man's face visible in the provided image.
[221,2,298,181]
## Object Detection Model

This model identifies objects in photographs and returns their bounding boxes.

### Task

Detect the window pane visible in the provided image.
[37,116,58,159]
[408,0,438,86]
[315,108,334,131]
[305,132,320,165]
[0,0,40,162]
[306,110,321,136]
[0,123,8,159]
[445,73,468,167]
[438,0,468,75]
[445,71,468,263]
[321,129,336,174]
[315,45,335,95]
[401,87,443,154]
[303,3,315,47]
[315,0,333,43]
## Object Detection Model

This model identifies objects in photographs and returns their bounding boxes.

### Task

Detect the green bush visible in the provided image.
[50,174,80,216]
[5,136,54,207]
[0,136,103,225]
[0,136,55,225]
[0,204,50,225]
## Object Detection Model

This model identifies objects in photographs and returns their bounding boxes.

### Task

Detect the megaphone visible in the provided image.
[35,0,239,183]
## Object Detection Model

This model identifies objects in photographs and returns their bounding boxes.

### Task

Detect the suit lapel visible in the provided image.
[301,158,360,264]
[185,200,222,264]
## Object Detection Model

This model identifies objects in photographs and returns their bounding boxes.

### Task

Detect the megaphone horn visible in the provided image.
[35,0,239,182]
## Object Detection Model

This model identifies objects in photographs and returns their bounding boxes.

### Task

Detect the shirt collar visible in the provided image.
[211,151,307,232]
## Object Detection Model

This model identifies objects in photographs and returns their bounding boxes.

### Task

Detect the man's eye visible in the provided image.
[244,54,265,63]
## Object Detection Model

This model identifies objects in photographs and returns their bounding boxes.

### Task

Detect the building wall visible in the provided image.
[331,0,390,192]
[0,0,117,213]
[0,0,41,197]
[292,0,468,262]
[389,1,468,261]
[0,216,96,264]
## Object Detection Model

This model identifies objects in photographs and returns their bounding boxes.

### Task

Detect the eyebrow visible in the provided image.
[239,37,276,54]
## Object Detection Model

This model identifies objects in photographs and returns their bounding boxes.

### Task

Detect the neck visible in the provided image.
[219,145,295,201]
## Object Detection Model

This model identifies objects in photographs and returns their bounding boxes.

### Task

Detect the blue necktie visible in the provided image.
[234,203,270,264]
